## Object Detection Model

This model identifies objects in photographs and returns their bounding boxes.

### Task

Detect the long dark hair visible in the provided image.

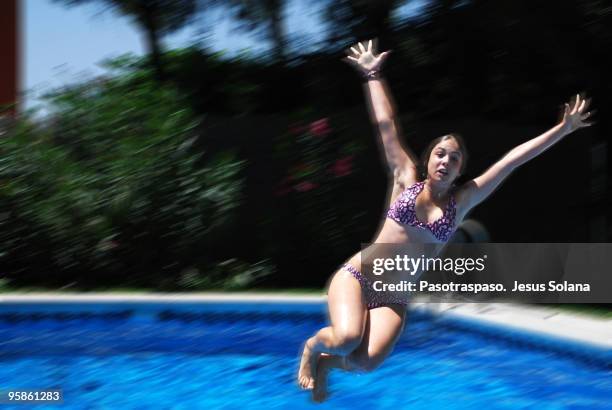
[419,133,469,181]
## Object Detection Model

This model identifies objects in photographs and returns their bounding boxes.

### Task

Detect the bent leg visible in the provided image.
[311,305,406,403]
[298,267,367,389]
[313,268,369,354]
[299,268,367,384]
[311,354,347,402]
[347,304,406,372]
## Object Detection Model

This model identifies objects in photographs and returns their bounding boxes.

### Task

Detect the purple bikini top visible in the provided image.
[386,181,457,242]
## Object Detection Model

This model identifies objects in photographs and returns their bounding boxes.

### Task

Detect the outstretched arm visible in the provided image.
[345,41,418,188]
[457,94,594,213]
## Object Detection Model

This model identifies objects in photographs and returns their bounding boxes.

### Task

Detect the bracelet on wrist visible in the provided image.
[363,70,382,81]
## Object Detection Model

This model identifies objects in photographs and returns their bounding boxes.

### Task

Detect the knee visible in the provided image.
[332,329,362,355]
[348,351,385,372]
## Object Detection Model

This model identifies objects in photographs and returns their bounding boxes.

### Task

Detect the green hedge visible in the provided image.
[0,63,247,289]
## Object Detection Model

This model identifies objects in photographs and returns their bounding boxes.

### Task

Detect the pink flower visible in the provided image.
[294,181,319,192]
[309,118,331,137]
[330,156,354,177]
[288,122,307,136]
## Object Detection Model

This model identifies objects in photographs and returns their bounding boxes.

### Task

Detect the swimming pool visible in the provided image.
[0,301,610,409]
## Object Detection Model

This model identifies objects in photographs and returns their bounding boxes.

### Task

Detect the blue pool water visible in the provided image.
[0,302,611,409]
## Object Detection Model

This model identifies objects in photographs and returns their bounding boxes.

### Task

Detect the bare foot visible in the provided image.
[297,338,318,389]
[312,354,331,403]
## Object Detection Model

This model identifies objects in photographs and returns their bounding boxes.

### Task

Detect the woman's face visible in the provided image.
[427,138,463,185]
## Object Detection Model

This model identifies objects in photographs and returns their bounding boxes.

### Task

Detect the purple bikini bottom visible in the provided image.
[341,264,410,309]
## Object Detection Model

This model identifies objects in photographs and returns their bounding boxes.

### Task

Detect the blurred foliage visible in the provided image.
[225,0,288,61]
[3,0,612,290]
[0,62,248,289]
[320,0,405,50]
[177,258,275,290]
[268,116,371,282]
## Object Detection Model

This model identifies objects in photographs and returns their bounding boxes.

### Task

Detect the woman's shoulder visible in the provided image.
[451,181,476,217]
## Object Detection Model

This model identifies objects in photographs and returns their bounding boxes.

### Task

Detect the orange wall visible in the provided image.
[0,0,18,112]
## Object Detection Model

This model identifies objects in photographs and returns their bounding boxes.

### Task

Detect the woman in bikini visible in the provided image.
[297,40,593,402]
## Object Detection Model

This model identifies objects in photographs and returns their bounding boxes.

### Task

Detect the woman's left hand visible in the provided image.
[561,94,594,133]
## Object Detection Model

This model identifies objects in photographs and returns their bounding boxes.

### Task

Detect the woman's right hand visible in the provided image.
[344,40,391,76]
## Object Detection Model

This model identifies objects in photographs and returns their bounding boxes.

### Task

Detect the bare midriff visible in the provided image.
[345,217,448,272]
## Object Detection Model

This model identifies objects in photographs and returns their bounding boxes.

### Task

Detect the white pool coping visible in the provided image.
[0,292,325,303]
[411,301,612,351]
[1,292,611,351]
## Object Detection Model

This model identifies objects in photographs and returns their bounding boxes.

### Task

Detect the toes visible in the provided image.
[299,376,315,390]
[306,378,315,390]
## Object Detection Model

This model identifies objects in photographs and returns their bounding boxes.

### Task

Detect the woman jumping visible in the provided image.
[297,40,593,402]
